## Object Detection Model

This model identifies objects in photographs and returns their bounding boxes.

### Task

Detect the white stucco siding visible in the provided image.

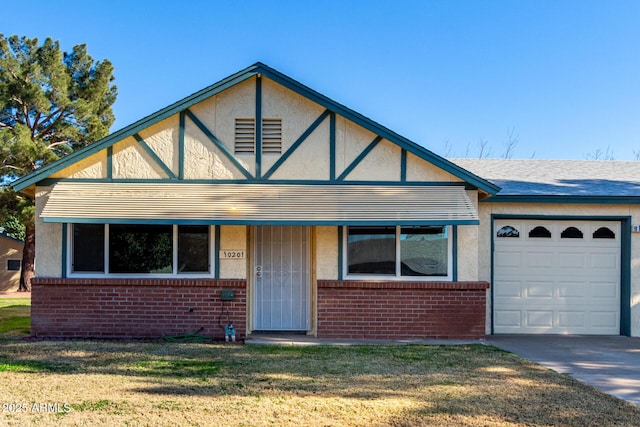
[261,79,326,173]
[208,78,255,154]
[315,226,338,280]
[219,225,247,279]
[35,186,62,277]
[406,152,463,182]
[335,116,377,178]
[50,151,106,179]
[267,119,330,180]
[345,139,401,181]
[137,116,180,175]
[478,202,640,337]
[456,190,480,281]
[183,118,253,179]
[112,137,167,179]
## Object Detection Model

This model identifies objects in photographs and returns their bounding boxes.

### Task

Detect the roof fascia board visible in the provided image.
[13,62,498,194]
[484,195,640,204]
[43,217,480,226]
[36,177,473,187]
[0,233,24,244]
[255,63,500,194]
[12,64,261,192]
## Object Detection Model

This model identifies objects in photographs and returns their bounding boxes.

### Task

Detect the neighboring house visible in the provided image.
[0,233,24,292]
[11,63,640,339]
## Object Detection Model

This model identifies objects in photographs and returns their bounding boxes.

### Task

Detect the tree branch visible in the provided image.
[31,112,42,135]
[22,105,31,129]
[45,140,70,150]
[37,107,69,138]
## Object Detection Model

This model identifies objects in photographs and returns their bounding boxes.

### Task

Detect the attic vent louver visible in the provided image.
[262,118,282,154]
[234,118,255,154]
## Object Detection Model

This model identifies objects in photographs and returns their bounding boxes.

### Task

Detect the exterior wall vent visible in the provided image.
[234,118,256,154]
[261,118,282,154]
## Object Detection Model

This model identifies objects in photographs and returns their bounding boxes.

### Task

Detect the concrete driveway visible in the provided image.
[486,335,640,406]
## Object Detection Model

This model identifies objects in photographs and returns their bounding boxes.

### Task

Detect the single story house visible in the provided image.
[12,63,640,339]
[0,233,24,292]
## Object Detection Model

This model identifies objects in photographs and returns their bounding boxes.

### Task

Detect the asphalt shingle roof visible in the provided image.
[450,159,640,197]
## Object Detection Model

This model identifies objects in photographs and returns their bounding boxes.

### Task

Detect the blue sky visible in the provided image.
[2,1,639,160]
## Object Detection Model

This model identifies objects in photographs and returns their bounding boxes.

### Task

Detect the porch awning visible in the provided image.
[40,182,479,225]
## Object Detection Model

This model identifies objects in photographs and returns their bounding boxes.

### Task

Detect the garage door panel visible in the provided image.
[494,251,522,268]
[494,219,620,335]
[525,281,554,298]
[493,280,522,298]
[557,281,587,299]
[558,311,586,328]
[558,252,586,269]
[494,310,521,328]
[591,311,619,329]
[526,310,553,327]
[591,281,619,299]
[525,252,555,269]
[589,252,619,270]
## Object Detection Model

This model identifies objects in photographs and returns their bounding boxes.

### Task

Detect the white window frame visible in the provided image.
[342,225,453,281]
[67,224,215,278]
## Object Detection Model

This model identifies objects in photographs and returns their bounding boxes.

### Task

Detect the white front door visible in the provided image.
[254,226,310,331]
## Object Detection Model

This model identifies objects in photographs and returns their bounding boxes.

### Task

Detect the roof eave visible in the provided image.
[483,194,640,204]
[13,63,262,192]
[12,62,499,195]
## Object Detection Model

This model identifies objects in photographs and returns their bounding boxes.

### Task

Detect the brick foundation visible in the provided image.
[30,278,246,339]
[30,278,488,340]
[317,280,489,339]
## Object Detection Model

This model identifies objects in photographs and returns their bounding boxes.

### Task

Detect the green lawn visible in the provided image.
[0,298,30,338]
[1,299,639,426]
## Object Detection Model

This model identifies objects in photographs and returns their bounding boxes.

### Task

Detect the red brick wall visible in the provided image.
[30,278,488,340]
[30,278,246,339]
[317,280,489,339]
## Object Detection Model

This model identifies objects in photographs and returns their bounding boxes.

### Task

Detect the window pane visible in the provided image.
[178,225,210,273]
[7,259,21,271]
[401,226,448,276]
[109,224,172,274]
[347,226,395,275]
[73,224,105,272]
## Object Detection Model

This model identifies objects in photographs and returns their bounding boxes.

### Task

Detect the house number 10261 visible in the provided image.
[219,250,246,259]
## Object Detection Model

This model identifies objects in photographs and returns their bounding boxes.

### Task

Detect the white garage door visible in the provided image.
[493,219,620,335]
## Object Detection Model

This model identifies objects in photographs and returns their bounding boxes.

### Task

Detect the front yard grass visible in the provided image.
[0,340,638,426]
[0,298,30,338]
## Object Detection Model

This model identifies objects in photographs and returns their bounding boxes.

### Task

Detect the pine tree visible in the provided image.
[0,34,117,291]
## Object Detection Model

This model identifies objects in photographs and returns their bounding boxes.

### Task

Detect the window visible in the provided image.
[109,224,173,273]
[70,224,213,276]
[346,225,450,279]
[178,225,210,272]
[348,226,395,275]
[593,227,615,239]
[561,226,583,239]
[497,225,519,238]
[73,224,105,272]
[234,118,282,154]
[7,259,21,271]
[528,226,551,238]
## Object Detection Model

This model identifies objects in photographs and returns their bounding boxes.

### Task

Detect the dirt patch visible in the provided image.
[0,291,30,298]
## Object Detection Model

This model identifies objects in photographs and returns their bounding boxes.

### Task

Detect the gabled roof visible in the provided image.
[0,232,24,244]
[452,158,640,203]
[13,62,499,194]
